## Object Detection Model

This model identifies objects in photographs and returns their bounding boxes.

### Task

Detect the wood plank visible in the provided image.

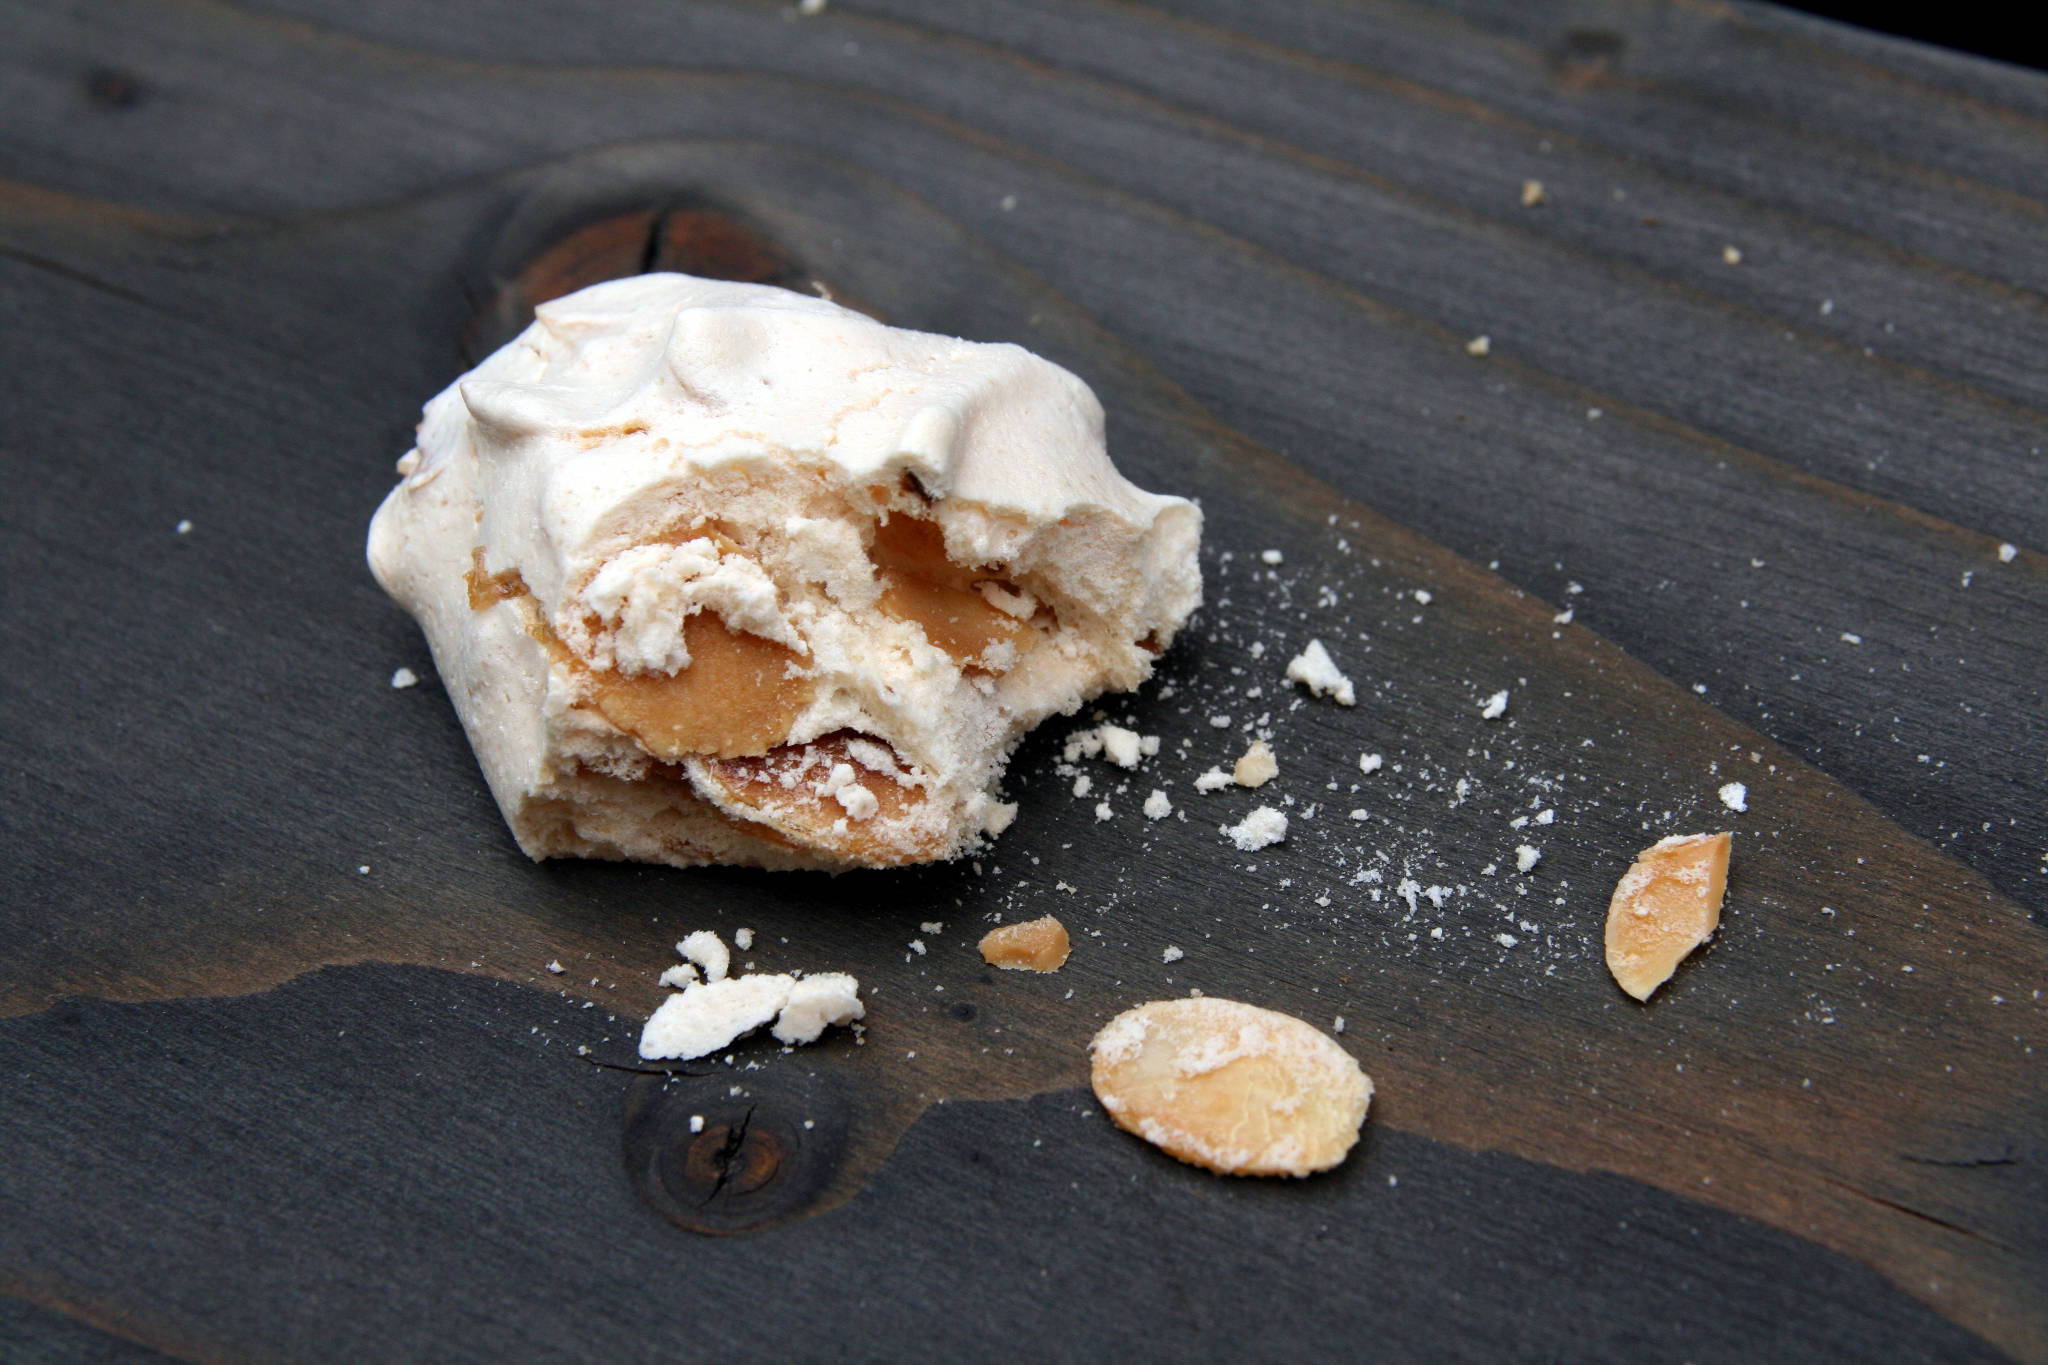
[4,141,2045,1354]
[4,0,2036,917]
[1,964,2008,1363]
[1146,0,2048,285]
[2,1,2043,1359]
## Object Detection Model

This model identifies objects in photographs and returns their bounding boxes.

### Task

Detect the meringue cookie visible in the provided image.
[367,273,1201,870]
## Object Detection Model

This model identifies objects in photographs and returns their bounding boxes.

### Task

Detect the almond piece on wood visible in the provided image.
[1090,998,1372,1177]
[1604,832,1732,1001]
[979,915,1070,972]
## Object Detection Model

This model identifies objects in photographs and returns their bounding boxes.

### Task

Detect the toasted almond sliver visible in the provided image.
[1233,740,1278,788]
[1090,998,1372,1177]
[1604,832,1732,1002]
[979,916,1070,972]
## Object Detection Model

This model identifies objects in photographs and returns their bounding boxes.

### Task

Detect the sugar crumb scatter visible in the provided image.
[1224,806,1288,851]
[1514,844,1541,873]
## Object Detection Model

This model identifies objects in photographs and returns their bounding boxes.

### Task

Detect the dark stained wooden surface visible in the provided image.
[2,1,2043,1360]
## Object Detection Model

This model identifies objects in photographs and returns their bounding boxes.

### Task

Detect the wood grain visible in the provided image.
[2,1,2044,1359]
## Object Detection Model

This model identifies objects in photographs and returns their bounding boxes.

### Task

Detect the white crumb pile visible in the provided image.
[1065,724,1160,770]
[1284,639,1355,705]
[1718,781,1748,813]
[638,930,863,1060]
[1224,806,1288,851]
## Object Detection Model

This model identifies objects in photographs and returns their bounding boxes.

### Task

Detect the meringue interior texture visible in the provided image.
[367,274,1202,870]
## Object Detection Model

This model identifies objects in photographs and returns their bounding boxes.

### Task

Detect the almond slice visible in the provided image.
[1604,832,1732,1001]
[1090,998,1372,1177]
[979,915,1070,972]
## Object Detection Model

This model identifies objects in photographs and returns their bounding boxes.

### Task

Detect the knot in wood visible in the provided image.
[621,1069,853,1234]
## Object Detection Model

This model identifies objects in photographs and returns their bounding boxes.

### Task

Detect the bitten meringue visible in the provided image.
[368,273,1200,870]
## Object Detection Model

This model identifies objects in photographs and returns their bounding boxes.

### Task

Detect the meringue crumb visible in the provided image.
[1480,689,1509,720]
[1285,639,1356,705]
[1718,781,1748,813]
[679,930,730,983]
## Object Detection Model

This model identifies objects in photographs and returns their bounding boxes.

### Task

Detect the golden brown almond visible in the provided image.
[869,514,1038,671]
[1090,998,1371,1177]
[1233,740,1278,788]
[1604,832,1732,1002]
[979,916,1071,972]
[582,613,812,760]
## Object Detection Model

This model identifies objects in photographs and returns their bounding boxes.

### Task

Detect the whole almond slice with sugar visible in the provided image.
[1090,998,1372,1177]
